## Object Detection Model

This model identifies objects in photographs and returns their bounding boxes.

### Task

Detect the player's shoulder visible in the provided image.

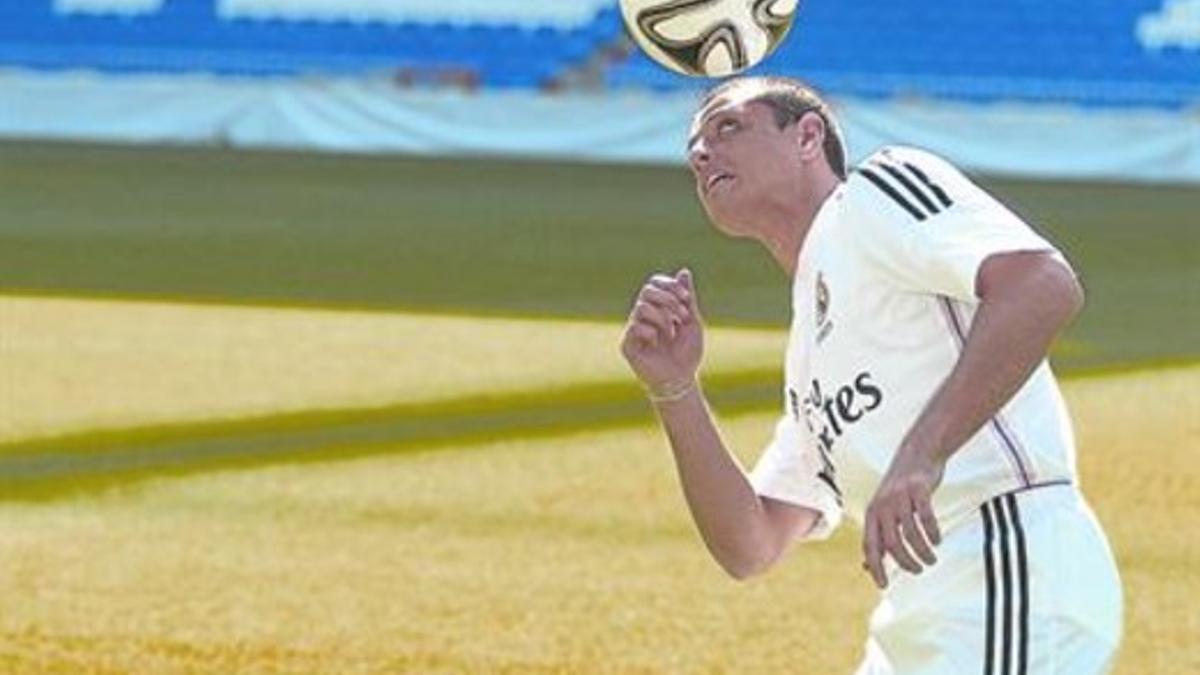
[855,145,964,181]
[843,145,970,223]
[859,145,957,169]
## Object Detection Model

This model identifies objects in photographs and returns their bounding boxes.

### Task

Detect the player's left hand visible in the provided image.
[861,449,945,589]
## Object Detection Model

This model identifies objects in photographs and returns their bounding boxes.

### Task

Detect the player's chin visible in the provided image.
[703,205,747,238]
[699,192,743,236]
[698,183,728,213]
[697,194,725,227]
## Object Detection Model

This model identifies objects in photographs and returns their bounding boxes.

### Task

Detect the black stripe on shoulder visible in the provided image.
[872,159,941,215]
[855,166,927,221]
[903,161,953,208]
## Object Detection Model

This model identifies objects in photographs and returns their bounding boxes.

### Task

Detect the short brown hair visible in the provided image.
[698,77,848,180]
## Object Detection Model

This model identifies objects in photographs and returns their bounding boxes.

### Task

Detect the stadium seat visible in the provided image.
[0,0,622,87]
[0,0,1196,105]
[604,0,1200,108]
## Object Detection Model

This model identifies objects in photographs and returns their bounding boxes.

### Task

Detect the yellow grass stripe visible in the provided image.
[0,366,1193,673]
[1,294,786,445]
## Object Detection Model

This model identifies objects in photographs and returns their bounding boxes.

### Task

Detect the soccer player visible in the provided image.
[620,76,1122,674]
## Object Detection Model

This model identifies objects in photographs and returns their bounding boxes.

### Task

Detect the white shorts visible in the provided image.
[855,483,1122,675]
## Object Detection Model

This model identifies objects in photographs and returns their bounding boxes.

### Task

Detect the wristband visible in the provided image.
[646,377,697,403]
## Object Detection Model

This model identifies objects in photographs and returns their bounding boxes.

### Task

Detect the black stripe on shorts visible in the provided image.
[1007,493,1030,675]
[981,494,1030,675]
[981,501,998,675]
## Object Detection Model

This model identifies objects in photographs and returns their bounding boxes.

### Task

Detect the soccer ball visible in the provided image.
[618,0,798,77]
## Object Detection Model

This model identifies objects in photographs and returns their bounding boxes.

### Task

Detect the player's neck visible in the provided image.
[756,171,840,278]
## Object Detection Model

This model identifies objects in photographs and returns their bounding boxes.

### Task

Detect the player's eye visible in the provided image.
[717,118,739,135]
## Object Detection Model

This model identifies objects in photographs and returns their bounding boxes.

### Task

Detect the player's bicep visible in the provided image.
[975,249,1080,302]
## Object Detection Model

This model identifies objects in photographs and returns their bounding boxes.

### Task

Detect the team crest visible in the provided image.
[815,272,833,343]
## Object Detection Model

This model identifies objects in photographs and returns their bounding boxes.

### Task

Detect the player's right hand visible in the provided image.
[620,269,704,394]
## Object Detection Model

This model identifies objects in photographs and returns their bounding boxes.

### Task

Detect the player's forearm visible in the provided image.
[652,385,779,578]
[903,260,1083,465]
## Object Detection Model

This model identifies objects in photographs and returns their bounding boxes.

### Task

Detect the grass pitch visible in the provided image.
[0,140,1196,672]
[0,365,1195,674]
[1,141,1197,370]
[0,295,786,445]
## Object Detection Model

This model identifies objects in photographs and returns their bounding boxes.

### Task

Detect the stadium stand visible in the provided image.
[1,1,1197,182]
[0,0,624,88]
[605,0,1200,108]
[0,1,1196,106]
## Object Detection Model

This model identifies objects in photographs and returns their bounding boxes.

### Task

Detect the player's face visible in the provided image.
[686,97,801,236]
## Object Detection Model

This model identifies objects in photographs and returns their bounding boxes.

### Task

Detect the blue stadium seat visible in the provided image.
[0,0,622,87]
[604,0,1200,108]
[0,1,1196,104]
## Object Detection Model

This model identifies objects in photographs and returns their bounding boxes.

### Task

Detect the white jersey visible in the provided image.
[750,145,1079,539]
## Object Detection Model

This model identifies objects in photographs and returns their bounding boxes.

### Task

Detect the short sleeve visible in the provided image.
[748,414,843,542]
[847,147,1069,302]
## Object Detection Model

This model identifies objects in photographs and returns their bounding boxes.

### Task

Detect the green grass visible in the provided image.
[0,139,1196,673]
[1,140,1196,370]
[0,366,1195,674]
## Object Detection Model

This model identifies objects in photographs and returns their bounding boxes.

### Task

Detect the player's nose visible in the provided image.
[687,139,710,173]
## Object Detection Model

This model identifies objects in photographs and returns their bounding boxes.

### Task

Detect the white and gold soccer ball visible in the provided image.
[618,0,798,77]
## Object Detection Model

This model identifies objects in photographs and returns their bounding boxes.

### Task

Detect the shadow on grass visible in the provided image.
[4,357,1195,503]
[0,369,783,501]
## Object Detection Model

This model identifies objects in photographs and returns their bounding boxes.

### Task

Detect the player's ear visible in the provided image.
[795,111,826,162]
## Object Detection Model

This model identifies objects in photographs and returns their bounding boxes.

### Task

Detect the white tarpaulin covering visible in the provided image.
[2,71,1198,183]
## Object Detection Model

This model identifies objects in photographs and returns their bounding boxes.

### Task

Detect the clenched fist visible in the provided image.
[620,268,704,396]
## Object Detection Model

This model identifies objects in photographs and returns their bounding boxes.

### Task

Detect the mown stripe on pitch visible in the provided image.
[0,369,785,499]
